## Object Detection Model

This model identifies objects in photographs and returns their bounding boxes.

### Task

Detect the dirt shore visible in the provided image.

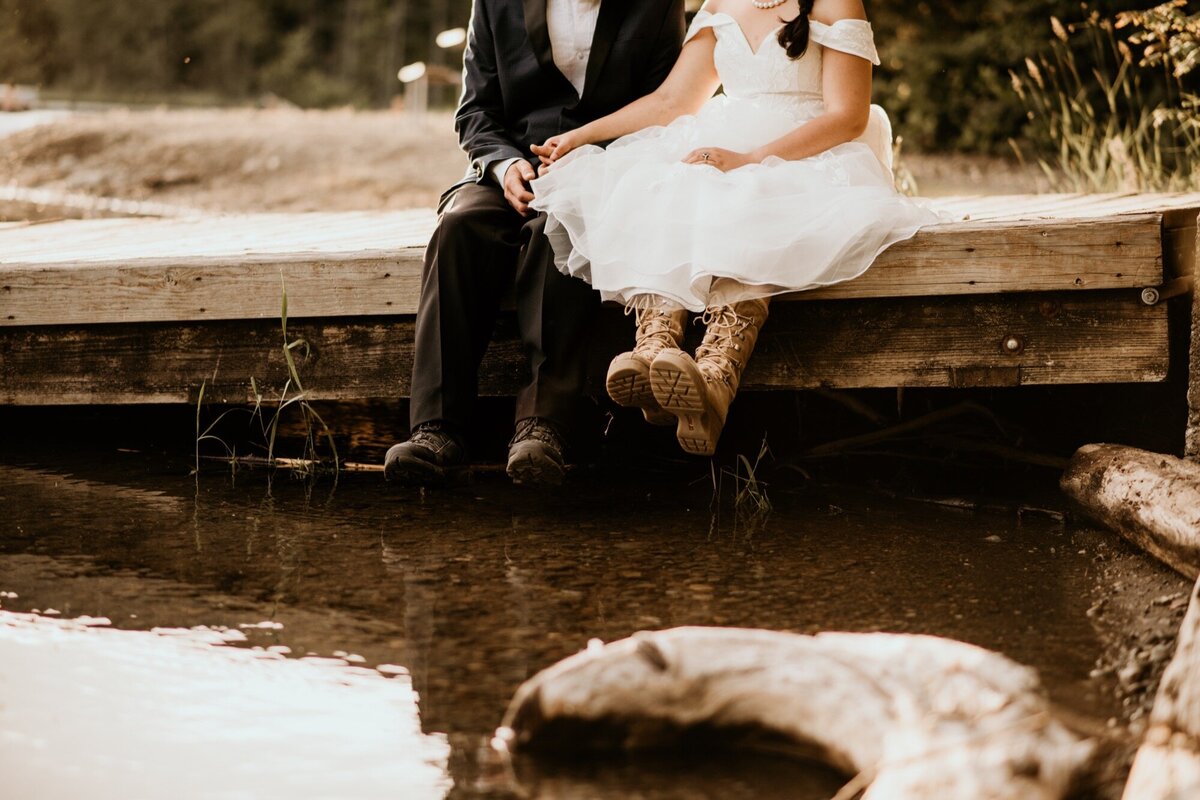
[1,109,465,213]
[1,108,1047,215]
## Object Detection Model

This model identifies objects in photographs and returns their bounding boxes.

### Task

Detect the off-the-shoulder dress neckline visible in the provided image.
[694,10,868,58]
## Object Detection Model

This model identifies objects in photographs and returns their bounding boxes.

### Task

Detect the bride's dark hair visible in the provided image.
[777,0,817,60]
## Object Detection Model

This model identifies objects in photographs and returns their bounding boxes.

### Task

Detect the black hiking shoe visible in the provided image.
[384,423,467,487]
[506,418,566,487]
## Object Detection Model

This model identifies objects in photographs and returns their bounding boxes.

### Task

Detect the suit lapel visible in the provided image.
[581,0,624,99]
[522,0,556,74]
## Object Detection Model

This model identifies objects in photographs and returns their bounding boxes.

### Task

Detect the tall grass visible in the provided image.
[707,435,774,535]
[1010,1,1200,192]
[731,435,773,522]
[193,275,339,478]
[268,277,339,476]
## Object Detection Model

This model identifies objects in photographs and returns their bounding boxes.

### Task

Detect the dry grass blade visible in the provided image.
[1012,11,1200,192]
[726,435,773,523]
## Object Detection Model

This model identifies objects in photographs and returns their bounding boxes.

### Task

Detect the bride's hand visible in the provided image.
[683,147,756,172]
[531,130,586,169]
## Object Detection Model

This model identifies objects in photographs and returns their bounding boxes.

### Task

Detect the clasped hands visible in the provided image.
[499,131,589,217]
[530,132,755,173]
[502,130,755,216]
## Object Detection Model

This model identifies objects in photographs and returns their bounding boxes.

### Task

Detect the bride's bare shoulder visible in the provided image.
[811,0,868,24]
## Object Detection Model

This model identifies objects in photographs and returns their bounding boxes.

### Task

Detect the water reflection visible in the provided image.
[0,610,451,800]
[0,454,1189,798]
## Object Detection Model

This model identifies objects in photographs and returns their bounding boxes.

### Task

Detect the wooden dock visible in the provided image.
[2,192,1199,453]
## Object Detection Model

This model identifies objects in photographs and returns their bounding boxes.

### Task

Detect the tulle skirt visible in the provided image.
[529,94,946,312]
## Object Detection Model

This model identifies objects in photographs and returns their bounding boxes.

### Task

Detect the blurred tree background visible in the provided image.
[0,0,473,108]
[872,0,1131,151]
[0,0,1191,154]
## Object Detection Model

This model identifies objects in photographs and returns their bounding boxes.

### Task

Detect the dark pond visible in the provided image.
[0,414,1190,799]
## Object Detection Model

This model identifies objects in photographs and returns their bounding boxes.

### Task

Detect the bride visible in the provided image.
[528,0,943,457]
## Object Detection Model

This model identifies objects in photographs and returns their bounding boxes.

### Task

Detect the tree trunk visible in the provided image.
[1060,444,1200,580]
[1123,577,1200,799]
[496,627,1093,800]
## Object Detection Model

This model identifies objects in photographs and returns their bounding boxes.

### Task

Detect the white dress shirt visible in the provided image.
[490,0,602,185]
[548,0,601,97]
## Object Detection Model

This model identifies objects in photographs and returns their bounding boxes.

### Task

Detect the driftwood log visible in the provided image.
[495,627,1093,800]
[1060,444,1200,580]
[1123,577,1200,800]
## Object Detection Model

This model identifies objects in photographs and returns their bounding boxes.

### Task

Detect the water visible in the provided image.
[0,439,1190,799]
[0,110,71,140]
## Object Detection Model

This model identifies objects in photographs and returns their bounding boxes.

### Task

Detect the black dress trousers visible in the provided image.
[408,182,600,433]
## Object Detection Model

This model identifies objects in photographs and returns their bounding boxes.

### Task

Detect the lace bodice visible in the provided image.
[685,10,880,101]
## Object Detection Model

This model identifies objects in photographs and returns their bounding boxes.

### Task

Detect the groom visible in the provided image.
[386,0,686,487]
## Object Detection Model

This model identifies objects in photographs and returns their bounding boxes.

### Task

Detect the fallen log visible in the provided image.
[1059,446,1200,797]
[495,627,1093,800]
[1123,577,1200,800]
[1060,444,1200,580]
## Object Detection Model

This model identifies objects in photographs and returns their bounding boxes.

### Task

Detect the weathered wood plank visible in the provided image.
[0,211,434,263]
[934,192,1200,221]
[5,193,1198,260]
[1164,209,1197,282]
[798,213,1161,300]
[758,291,1168,388]
[1188,211,1200,460]
[0,291,1168,405]
[0,214,1164,326]
[932,192,1162,221]
[963,193,1104,219]
[1,252,422,325]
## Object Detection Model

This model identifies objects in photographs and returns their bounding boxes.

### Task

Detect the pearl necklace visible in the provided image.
[750,0,788,8]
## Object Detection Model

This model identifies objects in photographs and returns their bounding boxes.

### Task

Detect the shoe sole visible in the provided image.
[506,448,565,488]
[650,353,721,457]
[606,358,674,427]
[384,454,467,488]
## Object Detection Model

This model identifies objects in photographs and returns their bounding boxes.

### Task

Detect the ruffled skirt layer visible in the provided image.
[529,94,945,312]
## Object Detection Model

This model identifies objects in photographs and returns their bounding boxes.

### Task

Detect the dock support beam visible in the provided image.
[1189,274,1200,460]
[1189,211,1200,461]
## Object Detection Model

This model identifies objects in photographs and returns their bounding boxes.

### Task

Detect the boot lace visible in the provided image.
[511,417,563,451]
[411,422,455,450]
[695,306,750,383]
[625,303,681,356]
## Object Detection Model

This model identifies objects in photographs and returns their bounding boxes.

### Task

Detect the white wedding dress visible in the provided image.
[529,9,945,312]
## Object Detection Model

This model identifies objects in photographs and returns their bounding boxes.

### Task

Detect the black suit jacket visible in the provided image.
[451,0,686,194]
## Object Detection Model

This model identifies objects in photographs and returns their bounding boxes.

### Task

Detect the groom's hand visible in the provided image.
[503,160,537,216]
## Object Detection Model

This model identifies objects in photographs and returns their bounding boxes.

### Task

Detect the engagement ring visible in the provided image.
[701,152,711,162]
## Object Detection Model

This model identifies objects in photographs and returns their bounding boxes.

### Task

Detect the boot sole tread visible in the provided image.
[609,361,675,426]
[649,359,719,455]
[649,365,705,413]
[606,366,656,408]
[384,455,468,487]
[506,450,565,488]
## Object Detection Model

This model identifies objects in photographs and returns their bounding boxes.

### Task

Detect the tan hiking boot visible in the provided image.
[649,298,769,455]
[606,299,688,426]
